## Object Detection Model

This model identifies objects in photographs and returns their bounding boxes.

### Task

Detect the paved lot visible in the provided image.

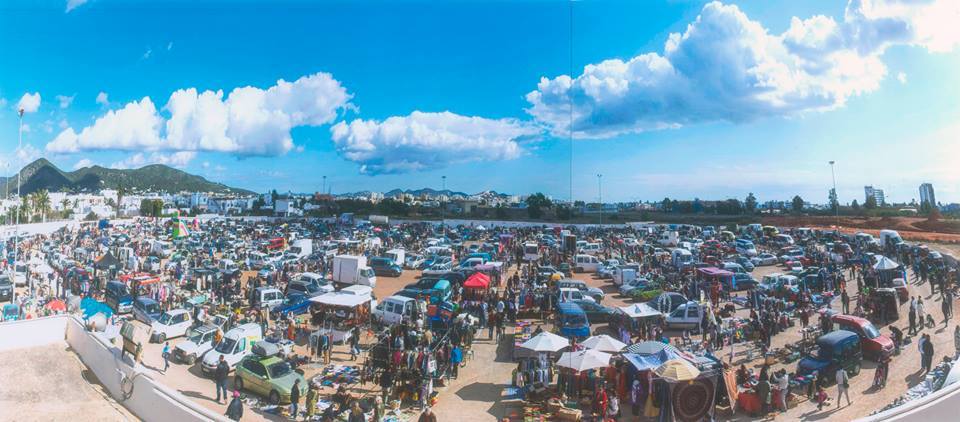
[0,345,134,422]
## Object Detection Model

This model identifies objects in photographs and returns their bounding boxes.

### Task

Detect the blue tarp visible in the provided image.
[80,297,114,320]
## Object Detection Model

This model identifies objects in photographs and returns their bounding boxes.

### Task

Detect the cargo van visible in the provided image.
[523,242,540,262]
[384,249,406,267]
[201,323,264,374]
[557,303,590,339]
[665,301,705,330]
[671,249,693,269]
[252,287,284,309]
[573,254,601,273]
[579,242,602,255]
[372,295,416,326]
[657,231,679,247]
[105,280,134,314]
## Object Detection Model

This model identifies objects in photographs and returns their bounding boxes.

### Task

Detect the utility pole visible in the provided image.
[568,0,575,209]
[829,161,839,229]
[15,108,23,267]
[441,175,446,236]
[597,174,603,229]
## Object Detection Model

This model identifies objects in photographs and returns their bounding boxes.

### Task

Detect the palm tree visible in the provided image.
[19,196,31,223]
[34,189,51,222]
[60,198,71,218]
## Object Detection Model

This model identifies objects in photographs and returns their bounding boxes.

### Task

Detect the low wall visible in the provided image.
[856,375,960,421]
[0,316,229,422]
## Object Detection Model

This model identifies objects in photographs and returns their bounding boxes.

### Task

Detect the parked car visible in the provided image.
[731,273,759,290]
[555,279,604,303]
[751,253,779,266]
[174,323,220,365]
[619,277,649,297]
[0,275,13,302]
[234,353,307,405]
[132,297,162,324]
[797,330,862,383]
[369,257,403,277]
[270,293,312,319]
[150,309,193,343]
[570,299,616,323]
[831,314,894,361]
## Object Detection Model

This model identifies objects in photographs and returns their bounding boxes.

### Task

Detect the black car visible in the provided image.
[570,299,615,323]
[0,275,12,302]
[369,257,403,277]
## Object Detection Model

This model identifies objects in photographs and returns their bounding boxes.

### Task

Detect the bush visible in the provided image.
[630,288,663,302]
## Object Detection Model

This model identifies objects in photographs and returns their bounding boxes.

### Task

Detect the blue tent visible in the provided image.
[80,297,114,320]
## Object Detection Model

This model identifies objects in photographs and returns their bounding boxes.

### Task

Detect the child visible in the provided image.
[815,385,829,410]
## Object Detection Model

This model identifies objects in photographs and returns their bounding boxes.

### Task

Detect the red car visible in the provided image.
[831,314,894,361]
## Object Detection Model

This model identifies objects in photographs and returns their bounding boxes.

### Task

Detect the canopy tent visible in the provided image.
[655,358,701,382]
[582,334,627,353]
[120,272,162,286]
[625,340,680,355]
[556,349,612,372]
[623,348,682,371]
[310,292,372,308]
[618,303,663,319]
[873,256,900,271]
[520,331,570,352]
[463,273,491,289]
[94,252,121,270]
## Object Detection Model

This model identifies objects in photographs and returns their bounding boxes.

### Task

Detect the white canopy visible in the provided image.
[520,332,570,352]
[309,292,371,308]
[618,302,662,319]
[556,349,612,372]
[873,256,900,270]
[582,334,627,353]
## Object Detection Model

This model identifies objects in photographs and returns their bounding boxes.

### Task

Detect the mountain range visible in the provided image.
[0,159,253,196]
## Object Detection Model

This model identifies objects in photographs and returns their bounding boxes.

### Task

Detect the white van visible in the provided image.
[201,323,263,374]
[523,242,540,262]
[558,287,595,303]
[671,249,693,269]
[665,301,705,330]
[373,295,416,326]
[657,231,679,247]
[218,259,239,275]
[384,249,406,267]
[574,254,601,273]
[149,308,193,343]
[252,287,284,308]
[579,242,602,255]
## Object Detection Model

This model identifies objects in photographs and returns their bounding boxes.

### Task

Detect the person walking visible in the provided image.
[944,295,952,327]
[225,391,243,421]
[922,333,935,374]
[349,327,360,361]
[835,367,851,408]
[215,355,230,404]
[841,290,850,314]
[909,301,918,335]
[161,342,170,373]
[305,383,319,420]
[290,379,302,419]
[918,298,927,330]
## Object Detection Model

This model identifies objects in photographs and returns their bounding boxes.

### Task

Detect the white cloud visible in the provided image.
[96,91,109,106]
[17,92,41,113]
[49,73,353,158]
[330,111,538,174]
[15,144,41,163]
[72,158,95,169]
[142,48,152,60]
[111,151,196,169]
[167,42,174,51]
[526,0,960,138]
[65,0,87,13]
[56,94,75,109]
[897,71,907,83]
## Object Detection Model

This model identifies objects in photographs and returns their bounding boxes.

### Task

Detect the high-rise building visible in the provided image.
[864,186,885,205]
[919,183,936,207]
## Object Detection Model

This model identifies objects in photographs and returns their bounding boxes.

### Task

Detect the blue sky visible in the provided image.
[0,0,958,204]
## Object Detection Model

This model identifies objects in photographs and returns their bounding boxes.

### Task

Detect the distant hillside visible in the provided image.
[0,158,254,195]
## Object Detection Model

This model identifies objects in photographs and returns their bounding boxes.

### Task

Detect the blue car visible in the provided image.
[797,330,862,383]
[133,297,162,324]
[270,293,311,319]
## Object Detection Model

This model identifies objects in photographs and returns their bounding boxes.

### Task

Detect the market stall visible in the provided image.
[309,292,373,343]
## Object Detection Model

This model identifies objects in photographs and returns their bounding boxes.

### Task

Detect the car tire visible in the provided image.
[852,363,861,376]
[234,376,244,391]
[186,355,196,365]
[157,333,166,344]
[269,390,281,405]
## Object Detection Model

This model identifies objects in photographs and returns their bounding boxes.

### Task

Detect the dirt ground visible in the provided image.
[0,344,135,422]
[130,242,960,421]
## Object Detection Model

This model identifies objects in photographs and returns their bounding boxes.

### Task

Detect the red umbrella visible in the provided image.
[45,300,67,312]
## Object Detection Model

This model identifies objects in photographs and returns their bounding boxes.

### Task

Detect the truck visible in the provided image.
[879,230,903,249]
[332,255,377,288]
[657,231,679,247]
[384,248,406,267]
[288,239,313,259]
[369,215,389,225]
[664,301,706,330]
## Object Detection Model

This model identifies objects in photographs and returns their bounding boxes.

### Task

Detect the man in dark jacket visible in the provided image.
[922,333,935,373]
[290,378,302,418]
[226,390,243,421]
[215,355,230,403]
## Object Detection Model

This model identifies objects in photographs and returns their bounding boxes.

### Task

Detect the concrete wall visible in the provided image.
[856,376,960,422]
[0,316,229,422]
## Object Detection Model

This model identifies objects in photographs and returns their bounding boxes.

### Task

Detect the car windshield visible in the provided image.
[561,314,587,327]
[267,361,293,378]
[157,313,174,325]
[186,329,205,343]
[285,295,303,305]
[215,337,237,353]
[863,324,880,339]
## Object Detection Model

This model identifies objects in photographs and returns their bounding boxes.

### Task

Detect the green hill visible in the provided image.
[0,158,253,195]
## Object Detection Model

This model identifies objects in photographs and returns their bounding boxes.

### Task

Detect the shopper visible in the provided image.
[161,341,170,373]
[835,367,851,408]
[214,355,229,404]
[225,391,243,421]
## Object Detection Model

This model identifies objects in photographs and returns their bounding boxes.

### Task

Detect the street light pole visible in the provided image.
[597,174,602,229]
[322,176,326,196]
[829,161,839,229]
[15,108,23,267]
[441,175,446,236]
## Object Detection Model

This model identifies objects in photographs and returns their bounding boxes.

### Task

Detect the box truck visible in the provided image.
[332,255,377,287]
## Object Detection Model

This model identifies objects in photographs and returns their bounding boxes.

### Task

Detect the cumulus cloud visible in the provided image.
[72,158,95,169]
[17,93,41,113]
[65,0,87,13]
[111,151,196,169]
[95,92,109,106]
[526,0,960,138]
[330,111,538,174]
[897,71,907,83]
[56,94,75,109]
[15,144,41,163]
[47,72,353,158]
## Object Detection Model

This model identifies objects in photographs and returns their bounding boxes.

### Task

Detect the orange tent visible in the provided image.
[463,272,490,289]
